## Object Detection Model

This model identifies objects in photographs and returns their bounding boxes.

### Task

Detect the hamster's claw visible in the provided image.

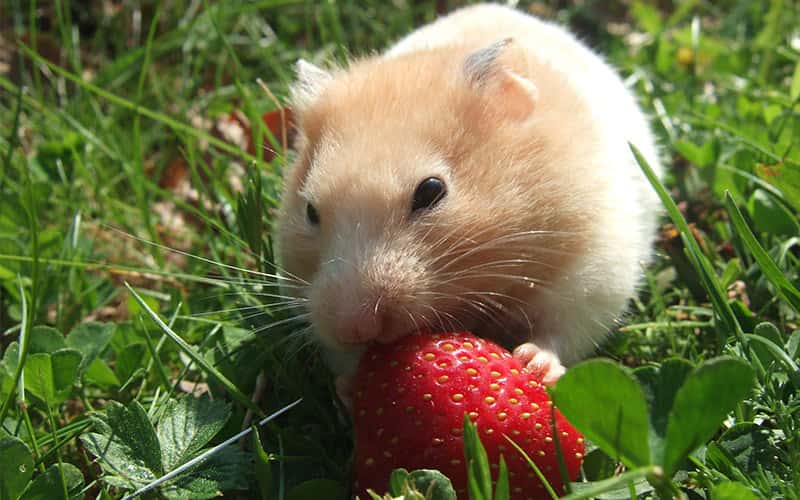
[513,343,566,386]
[335,373,354,412]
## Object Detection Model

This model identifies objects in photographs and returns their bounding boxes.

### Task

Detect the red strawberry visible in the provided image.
[352,331,584,499]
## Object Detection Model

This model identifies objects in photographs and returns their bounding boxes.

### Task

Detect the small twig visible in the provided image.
[240,371,270,449]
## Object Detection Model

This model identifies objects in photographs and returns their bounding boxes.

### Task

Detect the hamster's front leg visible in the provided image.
[513,343,566,385]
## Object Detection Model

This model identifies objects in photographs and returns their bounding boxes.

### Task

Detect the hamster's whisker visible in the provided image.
[201,291,308,304]
[462,290,535,337]
[321,256,358,271]
[442,293,507,331]
[433,230,566,272]
[436,271,550,288]
[101,224,304,283]
[249,313,311,336]
[460,290,529,308]
[423,217,482,254]
[185,304,277,318]
[426,222,502,264]
[419,291,485,330]
[430,306,467,332]
[260,258,312,287]
[231,301,309,320]
[442,257,557,274]
[202,290,307,301]
[429,306,452,335]
[202,275,307,288]
[259,142,279,157]
[275,325,317,353]
[401,306,422,335]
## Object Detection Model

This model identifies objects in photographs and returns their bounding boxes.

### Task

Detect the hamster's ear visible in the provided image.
[291,59,333,108]
[463,39,538,120]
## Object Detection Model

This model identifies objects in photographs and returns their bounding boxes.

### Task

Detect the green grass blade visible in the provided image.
[463,414,492,500]
[0,275,31,422]
[503,436,559,500]
[724,191,800,314]
[17,43,281,179]
[1,83,24,190]
[493,455,509,500]
[630,143,748,349]
[560,466,657,500]
[125,282,264,417]
[744,334,800,375]
[139,318,173,393]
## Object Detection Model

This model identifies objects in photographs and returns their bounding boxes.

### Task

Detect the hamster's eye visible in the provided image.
[306,202,320,226]
[411,177,447,214]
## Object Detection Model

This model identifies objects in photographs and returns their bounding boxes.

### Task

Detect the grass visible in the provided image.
[0,0,798,498]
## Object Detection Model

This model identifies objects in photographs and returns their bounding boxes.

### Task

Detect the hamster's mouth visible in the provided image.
[330,303,524,351]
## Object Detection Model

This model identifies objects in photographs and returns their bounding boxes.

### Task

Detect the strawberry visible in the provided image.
[352,331,584,499]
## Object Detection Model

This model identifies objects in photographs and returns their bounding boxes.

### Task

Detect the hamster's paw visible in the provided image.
[513,343,566,386]
[335,373,354,412]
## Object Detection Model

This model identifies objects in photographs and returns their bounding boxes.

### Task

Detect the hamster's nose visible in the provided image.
[351,302,388,344]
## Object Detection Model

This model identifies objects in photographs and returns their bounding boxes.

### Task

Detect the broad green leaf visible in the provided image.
[115,343,148,387]
[663,358,754,475]
[406,470,456,500]
[0,436,34,500]
[20,463,84,500]
[747,190,800,237]
[65,322,115,378]
[791,60,800,101]
[1,343,19,373]
[0,359,12,405]
[285,479,347,500]
[83,359,120,388]
[725,192,800,314]
[80,400,162,489]
[389,469,410,495]
[579,448,617,481]
[24,350,82,408]
[161,446,250,499]
[756,162,800,212]
[787,330,800,359]
[705,423,774,478]
[634,359,694,467]
[157,394,231,471]
[28,326,66,354]
[551,359,651,469]
[711,482,758,500]
[674,139,717,168]
[762,104,782,125]
[631,1,663,34]
[0,265,14,281]
[748,323,799,380]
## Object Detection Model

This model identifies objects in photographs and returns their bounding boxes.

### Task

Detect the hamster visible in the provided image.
[276,3,663,387]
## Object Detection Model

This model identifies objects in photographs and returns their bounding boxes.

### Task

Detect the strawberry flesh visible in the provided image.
[352,331,584,499]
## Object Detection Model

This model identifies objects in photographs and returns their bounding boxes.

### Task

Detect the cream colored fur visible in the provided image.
[277,3,663,375]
